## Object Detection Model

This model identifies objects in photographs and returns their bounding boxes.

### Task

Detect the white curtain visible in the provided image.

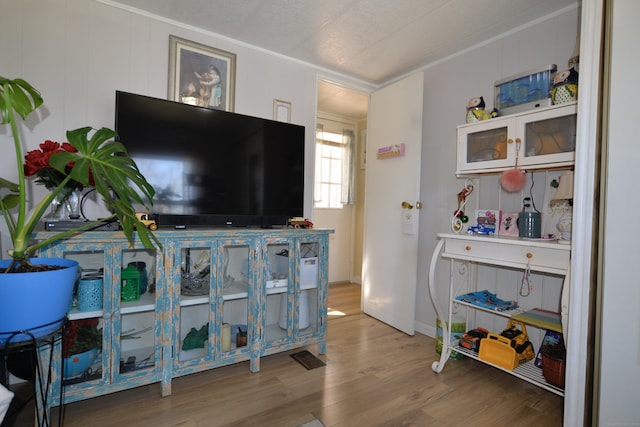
[341,129,356,205]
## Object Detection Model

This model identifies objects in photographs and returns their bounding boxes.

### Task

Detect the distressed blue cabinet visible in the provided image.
[35,228,331,408]
[262,234,327,360]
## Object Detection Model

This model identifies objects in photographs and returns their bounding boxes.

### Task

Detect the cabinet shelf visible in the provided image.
[223,281,249,300]
[450,345,564,396]
[453,299,562,333]
[68,308,104,321]
[179,294,209,307]
[267,286,287,295]
[120,292,156,314]
[452,299,525,318]
[178,281,251,305]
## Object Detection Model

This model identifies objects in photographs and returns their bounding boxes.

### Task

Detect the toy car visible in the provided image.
[135,212,158,230]
[288,217,313,229]
[467,224,495,235]
[460,327,489,352]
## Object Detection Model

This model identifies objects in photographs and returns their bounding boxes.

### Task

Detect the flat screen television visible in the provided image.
[114,91,305,228]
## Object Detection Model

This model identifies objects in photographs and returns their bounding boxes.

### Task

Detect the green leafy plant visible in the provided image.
[0,76,160,270]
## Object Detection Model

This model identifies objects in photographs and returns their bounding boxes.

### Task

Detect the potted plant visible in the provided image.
[62,319,103,379]
[0,76,160,343]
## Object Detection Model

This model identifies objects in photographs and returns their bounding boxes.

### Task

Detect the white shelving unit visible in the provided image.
[428,233,570,396]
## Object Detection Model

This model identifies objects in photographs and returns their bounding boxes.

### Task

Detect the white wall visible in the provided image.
[414,6,580,339]
[0,0,368,255]
[598,0,640,424]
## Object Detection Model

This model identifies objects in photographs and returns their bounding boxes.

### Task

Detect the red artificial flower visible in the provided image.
[23,139,86,191]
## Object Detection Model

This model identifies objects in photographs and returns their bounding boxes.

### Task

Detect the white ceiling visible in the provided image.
[111,0,577,119]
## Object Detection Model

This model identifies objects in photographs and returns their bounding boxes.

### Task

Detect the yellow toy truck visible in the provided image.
[135,212,158,230]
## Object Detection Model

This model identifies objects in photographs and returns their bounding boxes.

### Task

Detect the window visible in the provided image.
[314,120,355,209]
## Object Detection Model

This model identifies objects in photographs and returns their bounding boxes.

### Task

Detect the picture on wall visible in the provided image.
[168,35,236,111]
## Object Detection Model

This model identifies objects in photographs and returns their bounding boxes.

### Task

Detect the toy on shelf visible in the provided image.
[551,67,578,105]
[466,96,489,123]
[451,180,474,233]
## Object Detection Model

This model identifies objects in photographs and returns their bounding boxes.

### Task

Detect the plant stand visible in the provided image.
[1,318,65,427]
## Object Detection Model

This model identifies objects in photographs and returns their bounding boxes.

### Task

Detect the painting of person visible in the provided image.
[195,65,221,108]
[170,36,235,111]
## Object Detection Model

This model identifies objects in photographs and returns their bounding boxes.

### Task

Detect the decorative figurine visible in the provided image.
[551,67,578,104]
[466,96,488,123]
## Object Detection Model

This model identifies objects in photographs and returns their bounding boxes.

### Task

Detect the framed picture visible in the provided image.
[498,211,520,236]
[273,99,291,123]
[168,35,236,111]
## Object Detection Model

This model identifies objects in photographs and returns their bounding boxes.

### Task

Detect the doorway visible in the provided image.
[314,79,368,286]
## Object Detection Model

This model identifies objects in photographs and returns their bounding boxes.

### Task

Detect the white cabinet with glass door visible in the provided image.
[457,102,577,174]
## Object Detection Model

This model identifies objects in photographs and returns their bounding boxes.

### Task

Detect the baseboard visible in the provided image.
[415,320,436,338]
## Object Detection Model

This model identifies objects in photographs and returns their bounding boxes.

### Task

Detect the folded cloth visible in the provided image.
[455,290,519,311]
[0,383,14,423]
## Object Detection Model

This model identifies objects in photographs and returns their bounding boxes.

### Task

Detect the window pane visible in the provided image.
[314,124,353,209]
[320,161,331,182]
[329,159,342,182]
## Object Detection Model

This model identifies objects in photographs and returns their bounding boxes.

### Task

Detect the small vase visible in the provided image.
[64,188,82,220]
[47,192,66,220]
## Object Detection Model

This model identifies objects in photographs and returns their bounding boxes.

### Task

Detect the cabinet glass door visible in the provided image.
[264,239,293,346]
[296,241,321,338]
[219,240,252,356]
[55,248,107,389]
[176,243,214,365]
[520,106,576,165]
[466,127,509,164]
[264,238,322,346]
[114,247,161,379]
[457,118,515,172]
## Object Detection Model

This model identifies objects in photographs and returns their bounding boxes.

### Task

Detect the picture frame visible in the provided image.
[498,211,520,236]
[168,35,236,111]
[273,99,291,123]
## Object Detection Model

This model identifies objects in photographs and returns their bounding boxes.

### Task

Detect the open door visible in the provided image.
[362,72,423,335]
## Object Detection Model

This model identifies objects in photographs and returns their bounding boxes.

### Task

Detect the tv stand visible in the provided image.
[35,227,332,415]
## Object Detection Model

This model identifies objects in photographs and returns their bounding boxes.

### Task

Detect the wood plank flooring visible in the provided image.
[7,283,563,426]
[326,282,361,319]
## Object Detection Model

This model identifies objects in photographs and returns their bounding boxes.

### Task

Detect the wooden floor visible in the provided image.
[5,283,563,426]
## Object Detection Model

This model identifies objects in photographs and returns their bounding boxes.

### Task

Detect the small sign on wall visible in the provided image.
[376,143,405,160]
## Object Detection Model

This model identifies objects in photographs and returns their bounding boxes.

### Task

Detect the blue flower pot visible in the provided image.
[0,258,78,345]
[63,348,99,379]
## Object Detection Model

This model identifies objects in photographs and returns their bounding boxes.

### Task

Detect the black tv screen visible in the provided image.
[115,91,305,228]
